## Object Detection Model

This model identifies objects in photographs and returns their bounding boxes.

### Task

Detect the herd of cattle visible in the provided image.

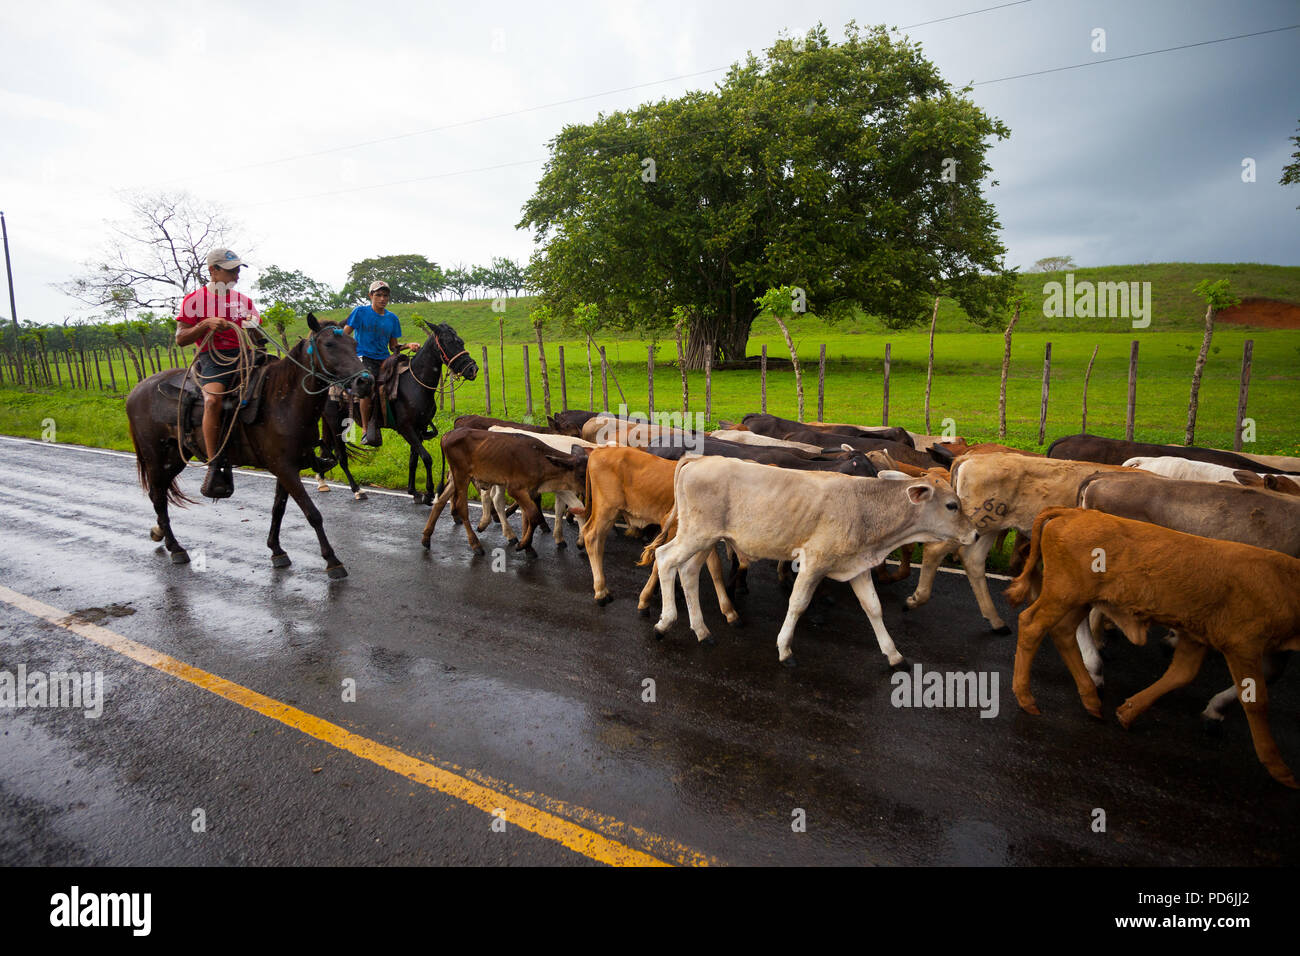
[413,410,1300,788]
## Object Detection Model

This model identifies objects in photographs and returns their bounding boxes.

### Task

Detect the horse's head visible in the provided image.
[426,323,478,381]
[307,312,373,397]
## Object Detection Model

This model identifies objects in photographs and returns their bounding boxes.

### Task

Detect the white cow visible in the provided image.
[649,458,975,665]
[1122,455,1270,484]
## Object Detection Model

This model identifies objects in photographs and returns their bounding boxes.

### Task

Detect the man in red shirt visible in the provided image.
[174,248,262,498]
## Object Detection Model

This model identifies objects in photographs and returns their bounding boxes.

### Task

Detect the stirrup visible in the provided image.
[201,459,234,499]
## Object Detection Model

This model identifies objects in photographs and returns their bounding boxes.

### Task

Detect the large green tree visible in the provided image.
[519,22,1014,367]
[342,254,443,304]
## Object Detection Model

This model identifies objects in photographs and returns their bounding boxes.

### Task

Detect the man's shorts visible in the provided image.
[196,348,242,391]
[360,355,384,380]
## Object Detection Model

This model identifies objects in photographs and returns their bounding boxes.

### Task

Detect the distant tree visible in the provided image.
[469,264,493,299]
[60,191,243,314]
[443,264,473,300]
[341,254,442,304]
[1032,256,1075,273]
[255,265,336,313]
[493,257,527,296]
[1281,118,1300,210]
[261,302,297,348]
[1185,278,1241,444]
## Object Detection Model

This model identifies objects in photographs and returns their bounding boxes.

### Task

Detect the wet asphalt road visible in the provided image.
[0,435,1297,866]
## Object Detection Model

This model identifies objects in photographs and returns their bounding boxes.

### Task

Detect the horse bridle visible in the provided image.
[408,327,470,391]
[301,327,375,395]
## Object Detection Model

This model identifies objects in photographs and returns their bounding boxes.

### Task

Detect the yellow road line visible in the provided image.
[0,584,716,867]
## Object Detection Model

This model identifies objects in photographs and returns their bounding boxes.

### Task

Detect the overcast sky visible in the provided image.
[1,0,1297,323]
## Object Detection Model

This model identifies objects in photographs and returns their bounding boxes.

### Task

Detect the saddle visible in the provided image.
[156,358,272,440]
[377,354,410,402]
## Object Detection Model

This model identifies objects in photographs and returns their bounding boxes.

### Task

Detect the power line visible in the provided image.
[976,23,1299,85]
[243,21,1298,209]
[901,0,1035,30]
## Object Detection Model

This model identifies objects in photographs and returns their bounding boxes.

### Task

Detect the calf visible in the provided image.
[575,446,740,623]
[1004,507,1300,788]
[904,453,1137,630]
[421,428,587,555]
[646,458,974,665]
[1076,469,1300,715]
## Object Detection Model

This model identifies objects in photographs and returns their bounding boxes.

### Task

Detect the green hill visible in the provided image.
[283,262,1300,346]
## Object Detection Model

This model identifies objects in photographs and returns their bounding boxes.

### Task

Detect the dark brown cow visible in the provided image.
[421,428,587,555]
[1048,434,1297,474]
[741,413,915,448]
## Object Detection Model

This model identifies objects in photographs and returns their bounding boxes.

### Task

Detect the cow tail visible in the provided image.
[636,456,694,566]
[1005,506,1074,608]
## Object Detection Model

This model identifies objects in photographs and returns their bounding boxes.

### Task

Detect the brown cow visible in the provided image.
[904,453,1138,630]
[1004,507,1300,788]
[574,446,740,624]
[421,428,587,555]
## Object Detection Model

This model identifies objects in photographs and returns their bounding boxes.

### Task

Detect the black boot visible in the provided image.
[313,454,338,473]
[201,458,234,499]
[362,414,383,447]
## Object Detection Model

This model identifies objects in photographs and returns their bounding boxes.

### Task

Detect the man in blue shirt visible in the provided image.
[346,280,403,446]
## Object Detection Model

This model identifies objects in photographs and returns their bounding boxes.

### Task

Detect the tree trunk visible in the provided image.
[1185,303,1216,445]
[534,323,552,418]
[772,315,804,422]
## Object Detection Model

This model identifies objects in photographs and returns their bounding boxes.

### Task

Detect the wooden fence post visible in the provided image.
[882,343,891,426]
[558,345,567,410]
[704,352,712,423]
[93,350,104,390]
[647,345,655,418]
[600,346,609,412]
[522,345,533,419]
[817,344,826,422]
[481,345,491,416]
[497,318,506,417]
[1081,345,1099,433]
[105,348,116,391]
[534,327,552,419]
[924,295,939,433]
[760,345,767,413]
[1236,339,1254,451]
[1038,342,1051,445]
[1126,340,1139,441]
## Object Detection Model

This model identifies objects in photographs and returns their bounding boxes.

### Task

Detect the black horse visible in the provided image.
[125,315,374,578]
[373,322,478,504]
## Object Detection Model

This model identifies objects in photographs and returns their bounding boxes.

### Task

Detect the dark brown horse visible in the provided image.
[126,315,374,578]
[377,322,478,504]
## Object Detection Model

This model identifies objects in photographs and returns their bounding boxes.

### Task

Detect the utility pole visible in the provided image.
[2,211,22,384]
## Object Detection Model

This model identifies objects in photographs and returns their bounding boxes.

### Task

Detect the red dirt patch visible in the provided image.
[1217,297,1300,329]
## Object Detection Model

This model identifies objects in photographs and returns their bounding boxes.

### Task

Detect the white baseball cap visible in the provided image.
[369,280,391,294]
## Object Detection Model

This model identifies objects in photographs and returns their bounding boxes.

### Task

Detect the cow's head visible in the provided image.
[882,473,976,546]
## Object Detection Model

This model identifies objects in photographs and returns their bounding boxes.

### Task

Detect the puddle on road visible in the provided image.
[60,604,136,626]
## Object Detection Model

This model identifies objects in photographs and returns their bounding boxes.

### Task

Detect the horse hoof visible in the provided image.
[354,491,367,501]
[991,624,1012,635]
[271,553,292,568]
[150,526,163,542]
[317,482,330,492]
[412,495,423,505]
[170,550,190,565]
[327,565,348,580]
